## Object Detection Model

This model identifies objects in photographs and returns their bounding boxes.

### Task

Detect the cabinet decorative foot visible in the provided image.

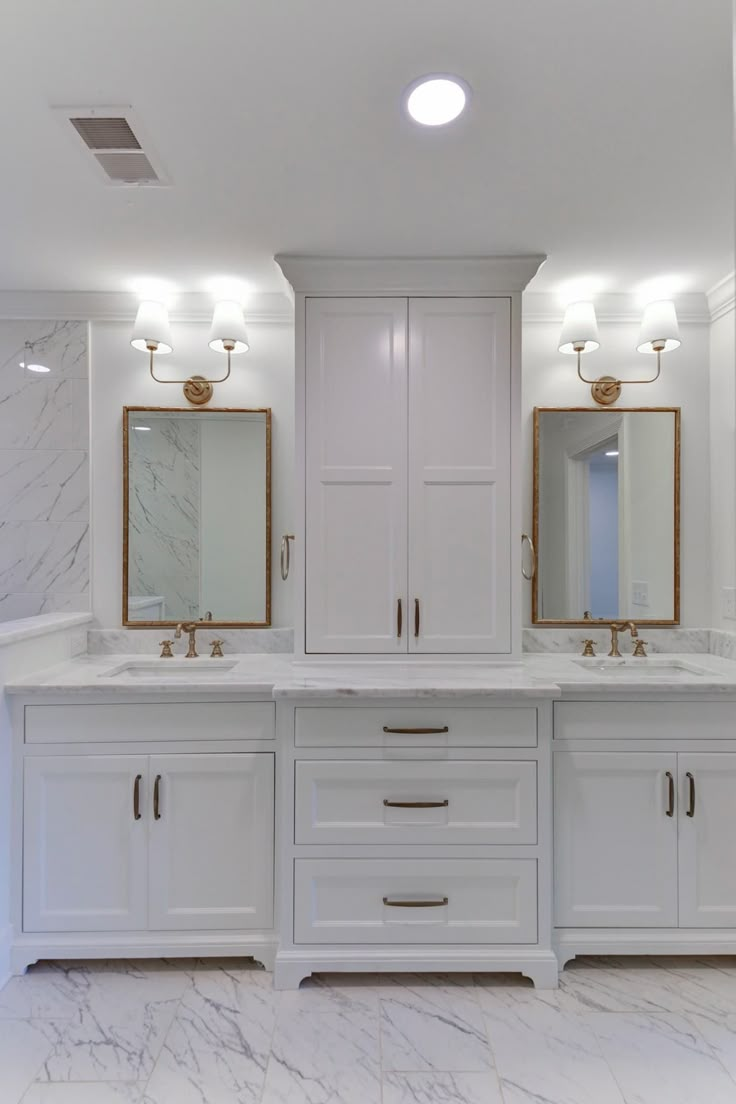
[252,947,277,973]
[273,961,313,990]
[521,959,560,989]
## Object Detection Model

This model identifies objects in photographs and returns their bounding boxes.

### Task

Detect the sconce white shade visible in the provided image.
[131,301,173,354]
[558,301,600,354]
[637,299,681,353]
[208,300,249,353]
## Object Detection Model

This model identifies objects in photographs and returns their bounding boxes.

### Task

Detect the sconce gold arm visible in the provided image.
[576,346,663,406]
[148,345,233,386]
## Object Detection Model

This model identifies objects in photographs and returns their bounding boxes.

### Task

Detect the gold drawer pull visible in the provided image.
[383,897,449,908]
[383,726,449,735]
[133,774,142,821]
[153,774,162,820]
[665,771,675,817]
[686,771,696,817]
[383,799,449,809]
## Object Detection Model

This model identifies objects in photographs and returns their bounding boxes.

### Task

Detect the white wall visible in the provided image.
[709,298,736,626]
[522,316,712,626]
[89,320,294,628]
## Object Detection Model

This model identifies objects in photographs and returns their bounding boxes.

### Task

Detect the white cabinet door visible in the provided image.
[678,754,736,927]
[554,752,678,927]
[148,754,274,930]
[305,298,408,653]
[408,298,511,653]
[24,755,148,932]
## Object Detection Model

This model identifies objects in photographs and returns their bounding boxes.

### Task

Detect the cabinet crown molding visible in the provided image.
[275,254,547,295]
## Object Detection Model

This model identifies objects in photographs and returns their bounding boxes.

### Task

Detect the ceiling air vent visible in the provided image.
[54,105,169,187]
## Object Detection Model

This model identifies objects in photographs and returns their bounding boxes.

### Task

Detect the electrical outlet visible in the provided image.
[722,587,736,620]
[631,581,649,607]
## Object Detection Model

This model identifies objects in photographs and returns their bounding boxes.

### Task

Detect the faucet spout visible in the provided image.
[608,621,639,658]
[175,622,199,659]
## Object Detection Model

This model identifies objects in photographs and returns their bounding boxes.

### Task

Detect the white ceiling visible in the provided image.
[1,0,732,297]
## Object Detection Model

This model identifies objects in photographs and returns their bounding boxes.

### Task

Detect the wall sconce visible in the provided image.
[559,299,681,406]
[131,299,249,405]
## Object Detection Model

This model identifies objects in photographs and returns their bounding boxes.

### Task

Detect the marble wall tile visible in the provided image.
[87,627,295,654]
[0,320,90,623]
[709,630,736,661]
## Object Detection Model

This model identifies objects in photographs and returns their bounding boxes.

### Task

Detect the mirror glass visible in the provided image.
[533,408,679,624]
[124,407,271,626]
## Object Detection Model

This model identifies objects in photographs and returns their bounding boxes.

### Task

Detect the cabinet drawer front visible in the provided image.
[25,702,275,744]
[295,760,537,844]
[294,858,537,944]
[554,701,736,742]
[295,706,537,748]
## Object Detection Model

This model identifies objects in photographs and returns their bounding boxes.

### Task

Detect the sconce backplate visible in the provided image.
[183,375,214,405]
[590,376,622,406]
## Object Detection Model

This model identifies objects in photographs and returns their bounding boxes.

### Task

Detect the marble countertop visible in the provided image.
[0,612,92,648]
[6,650,736,698]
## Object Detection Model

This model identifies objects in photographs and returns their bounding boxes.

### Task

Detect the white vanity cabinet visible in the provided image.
[12,697,277,973]
[304,296,512,655]
[275,697,558,990]
[553,700,736,962]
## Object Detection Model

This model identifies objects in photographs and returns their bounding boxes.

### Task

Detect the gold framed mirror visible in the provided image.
[123,406,271,628]
[532,406,680,625]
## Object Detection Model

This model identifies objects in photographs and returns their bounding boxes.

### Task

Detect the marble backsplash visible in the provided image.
[523,627,713,655]
[0,321,90,621]
[88,627,294,655]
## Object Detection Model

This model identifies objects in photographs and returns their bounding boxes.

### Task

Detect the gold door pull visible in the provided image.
[397,598,403,639]
[414,598,420,638]
[383,726,449,735]
[384,798,449,809]
[280,534,295,581]
[665,771,675,817]
[686,772,695,817]
[383,897,449,908]
[133,774,142,821]
[153,774,162,820]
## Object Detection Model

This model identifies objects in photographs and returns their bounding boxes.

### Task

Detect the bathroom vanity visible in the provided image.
[6,651,736,989]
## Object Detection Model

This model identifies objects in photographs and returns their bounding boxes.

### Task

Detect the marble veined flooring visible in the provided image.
[2,957,736,1102]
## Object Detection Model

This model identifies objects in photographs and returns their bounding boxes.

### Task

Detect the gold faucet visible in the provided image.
[175,622,199,658]
[608,621,638,658]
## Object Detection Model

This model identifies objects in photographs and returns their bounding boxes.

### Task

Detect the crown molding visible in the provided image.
[522,291,712,325]
[275,254,547,294]
[0,291,294,324]
[706,272,735,321]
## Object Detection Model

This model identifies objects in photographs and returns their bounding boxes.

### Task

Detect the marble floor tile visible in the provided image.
[22,1084,143,1103]
[279,972,379,1015]
[143,966,279,1104]
[32,962,188,1082]
[590,1011,736,1104]
[382,1070,504,1104]
[0,1019,52,1104]
[483,994,626,1104]
[261,1004,381,1104]
[652,956,736,1014]
[380,979,492,1073]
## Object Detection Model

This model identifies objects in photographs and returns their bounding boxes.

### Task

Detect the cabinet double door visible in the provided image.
[554,752,736,928]
[23,753,274,933]
[305,296,512,654]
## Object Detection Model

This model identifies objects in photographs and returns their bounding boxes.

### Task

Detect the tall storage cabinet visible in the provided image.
[279,256,545,659]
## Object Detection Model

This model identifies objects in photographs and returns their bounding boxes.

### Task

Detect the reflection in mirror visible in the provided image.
[533,408,679,624]
[123,407,271,626]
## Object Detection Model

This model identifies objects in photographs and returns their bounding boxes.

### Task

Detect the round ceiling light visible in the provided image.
[405,75,470,126]
[20,361,50,373]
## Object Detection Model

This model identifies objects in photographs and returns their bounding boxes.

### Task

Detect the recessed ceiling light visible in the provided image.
[404,75,470,126]
[20,362,50,373]
[605,450,619,457]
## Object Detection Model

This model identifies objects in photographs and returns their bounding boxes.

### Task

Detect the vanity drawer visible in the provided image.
[554,702,736,742]
[293,858,538,944]
[24,702,275,744]
[295,760,537,845]
[295,706,537,748]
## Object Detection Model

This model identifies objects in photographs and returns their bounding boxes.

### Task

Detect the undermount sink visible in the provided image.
[105,659,238,681]
[572,658,708,678]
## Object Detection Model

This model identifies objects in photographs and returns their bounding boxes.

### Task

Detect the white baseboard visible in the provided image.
[0,923,12,990]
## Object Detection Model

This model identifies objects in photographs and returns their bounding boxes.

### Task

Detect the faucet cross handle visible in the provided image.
[159,640,174,658]
[632,639,649,658]
[210,639,225,658]
[581,639,596,657]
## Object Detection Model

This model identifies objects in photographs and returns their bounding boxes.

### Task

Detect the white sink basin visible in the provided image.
[572,658,708,678]
[105,659,238,681]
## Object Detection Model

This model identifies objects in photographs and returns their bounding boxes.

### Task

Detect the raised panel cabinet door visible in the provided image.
[23,755,148,933]
[408,298,511,653]
[148,753,274,930]
[554,752,678,927]
[678,755,736,927]
[305,298,408,653]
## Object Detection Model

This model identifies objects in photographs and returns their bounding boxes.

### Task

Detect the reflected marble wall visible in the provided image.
[128,417,200,620]
[0,321,90,621]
